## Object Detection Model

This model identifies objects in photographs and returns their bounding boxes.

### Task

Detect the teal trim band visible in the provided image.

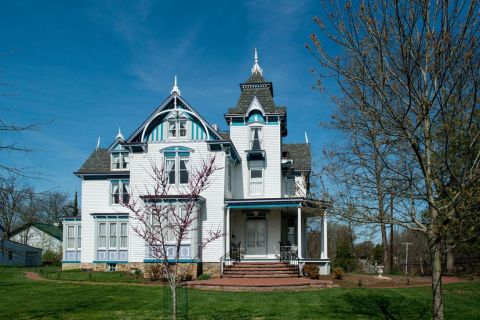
[164,152,176,157]
[62,218,81,221]
[144,259,199,263]
[93,260,129,264]
[227,203,302,209]
[62,260,81,263]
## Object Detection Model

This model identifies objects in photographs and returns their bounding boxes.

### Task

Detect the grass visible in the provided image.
[37,267,149,283]
[1,267,480,319]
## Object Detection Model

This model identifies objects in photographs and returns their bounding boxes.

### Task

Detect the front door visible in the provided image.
[246,219,267,256]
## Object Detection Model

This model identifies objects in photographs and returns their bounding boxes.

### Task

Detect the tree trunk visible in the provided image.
[446,245,454,274]
[381,222,389,272]
[431,238,444,320]
[389,224,394,272]
[172,287,177,320]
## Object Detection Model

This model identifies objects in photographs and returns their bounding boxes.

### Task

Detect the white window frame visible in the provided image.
[111,152,129,171]
[165,156,190,186]
[249,126,263,150]
[110,180,130,205]
[67,226,75,249]
[98,222,107,249]
[227,161,233,193]
[77,226,82,249]
[168,119,188,139]
[285,177,296,197]
[249,167,264,196]
[120,223,128,249]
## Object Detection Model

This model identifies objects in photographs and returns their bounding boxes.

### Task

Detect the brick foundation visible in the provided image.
[201,262,221,278]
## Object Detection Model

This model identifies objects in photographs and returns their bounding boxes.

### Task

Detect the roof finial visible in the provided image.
[96,137,101,150]
[171,75,181,95]
[251,48,263,75]
[116,127,124,140]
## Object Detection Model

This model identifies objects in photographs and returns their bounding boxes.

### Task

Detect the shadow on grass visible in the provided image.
[342,290,430,319]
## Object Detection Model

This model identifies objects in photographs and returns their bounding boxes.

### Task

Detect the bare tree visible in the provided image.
[39,191,70,224]
[122,156,222,320]
[309,1,480,319]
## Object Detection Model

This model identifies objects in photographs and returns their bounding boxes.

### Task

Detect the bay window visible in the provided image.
[96,220,128,261]
[63,220,81,262]
[67,226,75,249]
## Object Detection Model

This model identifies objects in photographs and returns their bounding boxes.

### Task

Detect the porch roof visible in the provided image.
[224,197,330,209]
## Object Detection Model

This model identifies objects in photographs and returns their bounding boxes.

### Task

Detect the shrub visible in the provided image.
[332,267,343,280]
[303,264,320,279]
[42,250,62,266]
[145,263,165,281]
[197,273,211,280]
[180,267,193,282]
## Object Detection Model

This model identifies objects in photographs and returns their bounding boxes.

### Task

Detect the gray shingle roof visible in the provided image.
[75,148,125,174]
[227,73,285,115]
[219,132,230,140]
[282,143,311,171]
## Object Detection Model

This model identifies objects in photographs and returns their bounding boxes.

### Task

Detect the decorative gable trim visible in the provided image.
[246,96,266,116]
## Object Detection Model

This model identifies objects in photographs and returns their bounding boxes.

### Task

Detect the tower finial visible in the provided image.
[116,127,124,140]
[251,48,263,75]
[171,75,181,95]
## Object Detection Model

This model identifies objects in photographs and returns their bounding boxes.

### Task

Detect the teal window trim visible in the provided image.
[93,260,129,264]
[62,260,81,263]
[226,203,302,209]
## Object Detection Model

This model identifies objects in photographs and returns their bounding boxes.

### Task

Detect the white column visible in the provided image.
[321,214,328,259]
[297,207,302,259]
[225,207,231,256]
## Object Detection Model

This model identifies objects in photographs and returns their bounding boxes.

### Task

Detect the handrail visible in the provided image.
[279,244,301,277]
[219,251,239,278]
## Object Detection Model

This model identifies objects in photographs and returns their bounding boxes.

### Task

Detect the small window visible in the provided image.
[168,121,177,138]
[286,177,296,196]
[77,226,82,249]
[179,158,189,184]
[109,223,117,248]
[98,223,106,248]
[111,180,129,205]
[249,169,263,195]
[120,223,128,249]
[111,153,129,170]
[108,263,117,272]
[179,121,187,137]
[166,159,176,185]
[67,226,75,249]
[112,154,121,170]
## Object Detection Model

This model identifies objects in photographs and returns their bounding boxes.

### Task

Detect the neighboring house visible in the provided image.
[10,223,63,253]
[63,51,330,275]
[1,222,42,266]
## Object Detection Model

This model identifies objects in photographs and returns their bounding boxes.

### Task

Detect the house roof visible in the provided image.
[11,223,63,241]
[75,148,129,176]
[282,143,311,171]
[226,73,285,115]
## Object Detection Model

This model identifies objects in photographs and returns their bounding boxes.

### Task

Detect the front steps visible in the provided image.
[223,262,299,278]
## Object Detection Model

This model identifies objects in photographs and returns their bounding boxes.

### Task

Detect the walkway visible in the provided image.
[187,277,338,291]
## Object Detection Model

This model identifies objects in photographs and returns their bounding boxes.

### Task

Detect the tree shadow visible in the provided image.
[342,290,430,319]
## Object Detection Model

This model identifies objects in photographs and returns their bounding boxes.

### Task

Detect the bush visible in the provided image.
[197,273,210,280]
[180,267,193,282]
[332,267,343,280]
[145,263,165,281]
[334,242,356,272]
[42,250,62,266]
[303,264,320,279]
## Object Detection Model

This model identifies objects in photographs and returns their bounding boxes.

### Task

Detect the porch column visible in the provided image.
[321,214,328,259]
[297,207,302,259]
[225,207,231,256]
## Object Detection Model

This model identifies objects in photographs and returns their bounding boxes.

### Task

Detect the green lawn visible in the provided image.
[1,267,479,319]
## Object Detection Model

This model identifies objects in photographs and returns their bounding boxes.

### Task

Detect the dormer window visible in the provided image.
[168,120,187,139]
[111,153,129,170]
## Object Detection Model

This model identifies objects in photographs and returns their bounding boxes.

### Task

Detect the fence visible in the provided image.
[163,285,189,320]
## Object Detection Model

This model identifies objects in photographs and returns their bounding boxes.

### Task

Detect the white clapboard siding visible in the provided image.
[128,141,226,263]
[230,123,282,199]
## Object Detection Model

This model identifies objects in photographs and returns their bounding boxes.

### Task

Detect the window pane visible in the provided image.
[122,182,130,203]
[111,182,120,204]
[99,223,106,236]
[68,226,74,237]
[168,121,176,137]
[179,121,187,137]
[251,169,262,179]
[179,159,189,184]
[167,159,176,184]
[122,154,129,169]
[110,223,117,236]
[112,154,120,170]
[77,226,81,237]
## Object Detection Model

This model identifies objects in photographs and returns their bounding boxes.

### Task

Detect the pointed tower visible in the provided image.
[225,49,285,198]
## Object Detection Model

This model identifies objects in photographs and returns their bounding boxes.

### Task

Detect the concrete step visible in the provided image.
[225,267,295,272]
[223,274,300,278]
[224,270,298,275]
[230,263,290,268]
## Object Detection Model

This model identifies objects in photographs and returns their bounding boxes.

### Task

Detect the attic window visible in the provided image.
[168,120,187,139]
[111,153,129,170]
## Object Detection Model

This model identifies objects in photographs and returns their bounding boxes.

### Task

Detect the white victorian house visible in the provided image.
[62,51,330,276]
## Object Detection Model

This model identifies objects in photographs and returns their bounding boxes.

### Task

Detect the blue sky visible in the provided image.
[0,0,336,195]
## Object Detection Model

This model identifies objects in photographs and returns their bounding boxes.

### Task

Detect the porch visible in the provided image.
[223,198,330,275]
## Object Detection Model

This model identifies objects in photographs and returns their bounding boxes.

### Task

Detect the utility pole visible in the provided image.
[402,242,413,275]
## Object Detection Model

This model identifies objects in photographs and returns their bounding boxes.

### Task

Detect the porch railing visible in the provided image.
[279,244,301,277]
[220,251,238,278]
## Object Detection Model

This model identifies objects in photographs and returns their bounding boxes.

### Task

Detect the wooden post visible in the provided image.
[297,207,302,259]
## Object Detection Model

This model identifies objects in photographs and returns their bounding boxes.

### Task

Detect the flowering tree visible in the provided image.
[122,156,222,319]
